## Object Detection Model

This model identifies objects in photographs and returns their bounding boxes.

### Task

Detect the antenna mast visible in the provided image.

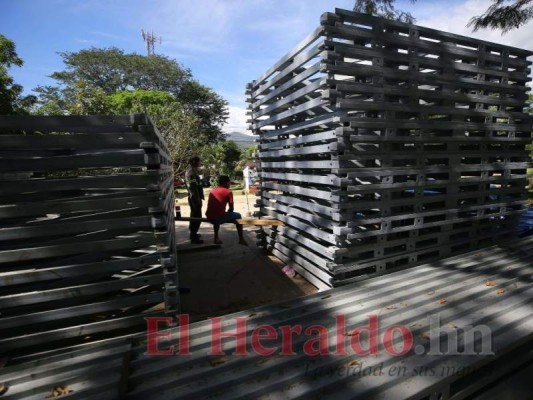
[141,29,162,56]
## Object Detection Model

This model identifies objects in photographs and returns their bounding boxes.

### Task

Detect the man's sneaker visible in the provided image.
[191,238,204,244]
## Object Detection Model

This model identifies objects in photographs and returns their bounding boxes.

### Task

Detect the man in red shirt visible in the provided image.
[206,175,247,246]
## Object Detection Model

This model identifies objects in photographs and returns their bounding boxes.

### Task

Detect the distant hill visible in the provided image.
[225,131,255,150]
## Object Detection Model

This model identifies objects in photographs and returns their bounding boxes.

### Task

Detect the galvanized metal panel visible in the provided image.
[0,114,178,359]
[248,9,532,287]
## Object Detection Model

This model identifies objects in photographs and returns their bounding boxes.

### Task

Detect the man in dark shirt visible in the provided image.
[206,175,247,246]
[185,156,204,244]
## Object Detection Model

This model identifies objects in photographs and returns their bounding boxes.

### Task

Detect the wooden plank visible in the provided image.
[236,218,285,226]
[175,217,211,223]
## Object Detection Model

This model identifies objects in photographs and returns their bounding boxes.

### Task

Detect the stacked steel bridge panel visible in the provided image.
[0,114,178,358]
[247,9,533,289]
[1,237,532,399]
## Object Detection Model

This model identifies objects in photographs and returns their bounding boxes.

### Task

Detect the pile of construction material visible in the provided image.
[0,114,178,357]
[247,9,532,289]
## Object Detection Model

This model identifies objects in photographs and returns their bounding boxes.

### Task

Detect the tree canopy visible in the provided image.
[29,46,231,177]
[468,0,533,33]
[0,34,36,115]
[34,47,228,142]
[201,140,242,180]
[353,0,416,23]
[106,89,216,175]
[50,47,192,95]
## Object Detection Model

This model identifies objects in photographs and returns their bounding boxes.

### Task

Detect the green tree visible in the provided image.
[0,34,36,115]
[179,80,229,142]
[49,47,191,95]
[201,141,242,180]
[353,0,416,23]
[108,89,174,113]
[34,47,228,138]
[68,80,112,115]
[468,0,533,33]
[32,85,67,115]
[146,103,205,176]
[236,144,257,171]
[107,91,205,175]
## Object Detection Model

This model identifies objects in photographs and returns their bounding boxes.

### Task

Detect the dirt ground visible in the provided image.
[175,188,317,322]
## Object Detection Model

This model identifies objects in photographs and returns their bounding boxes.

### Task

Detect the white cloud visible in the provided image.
[223,105,249,134]
[75,38,97,45]
[417,0,533,50]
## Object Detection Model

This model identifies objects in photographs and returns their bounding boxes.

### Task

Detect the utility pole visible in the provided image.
[141,29,162,56]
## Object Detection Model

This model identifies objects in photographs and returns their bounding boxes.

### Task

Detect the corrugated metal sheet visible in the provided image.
[2,236,530,399]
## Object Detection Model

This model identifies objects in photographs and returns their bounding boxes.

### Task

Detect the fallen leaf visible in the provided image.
[346,330,361,337]
[485,280,496,287]
[426,290,435,295]
[439,298,447,305]
[248,313,257,318]
[347,360,361,367]
[447,322,458,329]
[420,332,431,340]
[46,386,72,398]
[496,288,506,295]
[385,305,397,310]
[321,294,332,300]
[210,356,228,367]
[400,302,408,307]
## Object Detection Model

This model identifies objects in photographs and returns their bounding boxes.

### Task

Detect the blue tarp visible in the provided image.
[518,207,533,237]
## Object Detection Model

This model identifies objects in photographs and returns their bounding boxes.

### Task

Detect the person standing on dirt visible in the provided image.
[185,156,204,244]
[206,175,247,246]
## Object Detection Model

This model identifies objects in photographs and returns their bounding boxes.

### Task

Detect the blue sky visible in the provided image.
[2,0,532,132]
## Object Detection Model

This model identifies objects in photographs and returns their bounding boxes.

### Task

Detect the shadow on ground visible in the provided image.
[175,219,317,322]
